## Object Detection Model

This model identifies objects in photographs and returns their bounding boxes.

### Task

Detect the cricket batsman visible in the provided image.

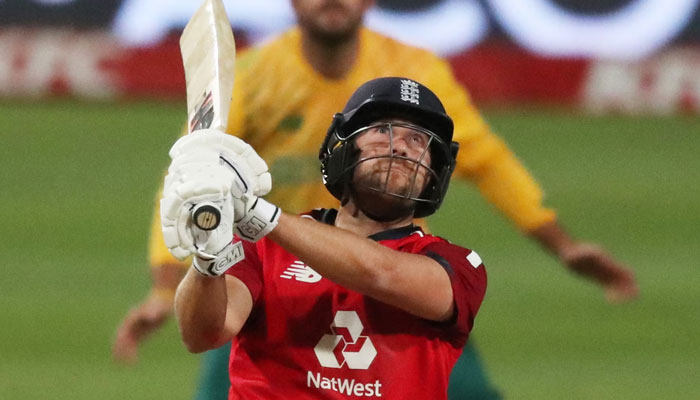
[163,77,487,399]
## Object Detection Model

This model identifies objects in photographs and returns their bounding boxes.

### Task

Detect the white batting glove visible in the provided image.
[161,128,277,260]
[160,162,236,259]
[161,129,270,250]
[164,196,245,277]
[160,165,246,276]
[168,128,271,197]
[192,240,245,277]
[187,198,245,277]
[233,194,280,242]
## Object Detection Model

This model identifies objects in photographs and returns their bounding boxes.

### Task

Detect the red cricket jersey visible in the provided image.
[225,209,487,399]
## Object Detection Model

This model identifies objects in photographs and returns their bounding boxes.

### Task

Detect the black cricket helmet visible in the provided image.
[319,77,459,218]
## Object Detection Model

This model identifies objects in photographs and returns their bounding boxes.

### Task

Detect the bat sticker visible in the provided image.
[190,91,215,131]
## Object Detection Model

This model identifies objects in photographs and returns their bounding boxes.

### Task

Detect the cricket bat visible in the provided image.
[180,0,236,231]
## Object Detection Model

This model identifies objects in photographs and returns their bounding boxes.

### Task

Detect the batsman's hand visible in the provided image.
[167,194,245,277]
[232,193,280,242]
[160,160,244,276]
[160,129,271,275]
[161,160,237,260]
[561,242,639,303]
[171,128,280,243]
[168,128,272,198]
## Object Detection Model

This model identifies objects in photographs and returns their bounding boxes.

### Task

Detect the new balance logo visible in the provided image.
[280,261,322,283]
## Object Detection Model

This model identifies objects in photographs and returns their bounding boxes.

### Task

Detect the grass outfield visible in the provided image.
[1,100,698,399]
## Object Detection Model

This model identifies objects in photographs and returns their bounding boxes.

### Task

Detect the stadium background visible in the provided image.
[1,1,699,398]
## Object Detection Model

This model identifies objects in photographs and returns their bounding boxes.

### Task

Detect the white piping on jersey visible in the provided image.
[466,251,482,268]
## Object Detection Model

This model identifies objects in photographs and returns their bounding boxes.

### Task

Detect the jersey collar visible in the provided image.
[368,225,422,242]
[311,208,422,241]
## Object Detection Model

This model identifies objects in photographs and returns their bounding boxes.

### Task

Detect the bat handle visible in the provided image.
[192,201,221,231]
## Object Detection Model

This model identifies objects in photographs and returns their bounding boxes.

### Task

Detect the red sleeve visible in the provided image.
[421,241,487,334]
[225,239,264,304]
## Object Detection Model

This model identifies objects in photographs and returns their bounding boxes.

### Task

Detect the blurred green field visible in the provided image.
[1,100,698,399]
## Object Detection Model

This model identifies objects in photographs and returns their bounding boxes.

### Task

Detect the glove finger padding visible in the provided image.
[169,129,272,197]
[169,128,248,160]
[162,193,245,276]
[161,191,225,260]
[161,162,236,259]
[163,161,232,199]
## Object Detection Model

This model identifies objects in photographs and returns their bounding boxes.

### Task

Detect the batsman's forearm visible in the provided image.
[174,268,229,353]
[269,214,388,293]
[268,213,454,321]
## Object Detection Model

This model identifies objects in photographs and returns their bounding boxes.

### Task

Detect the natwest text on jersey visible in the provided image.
[307,371,382,397]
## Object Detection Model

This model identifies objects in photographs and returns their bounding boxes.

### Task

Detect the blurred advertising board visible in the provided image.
[1,0,700,113]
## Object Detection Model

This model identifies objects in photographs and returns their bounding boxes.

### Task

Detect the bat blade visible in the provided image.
[181,0,236,133]
[180,0,236,230]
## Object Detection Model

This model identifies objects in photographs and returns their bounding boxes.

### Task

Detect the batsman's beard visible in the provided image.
[350,156,431,221]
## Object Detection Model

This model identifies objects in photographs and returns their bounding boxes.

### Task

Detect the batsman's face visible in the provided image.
[352,119,433,201]
[292,0,374,42]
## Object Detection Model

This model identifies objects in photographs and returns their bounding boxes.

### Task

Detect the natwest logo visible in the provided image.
[314,311,377,370]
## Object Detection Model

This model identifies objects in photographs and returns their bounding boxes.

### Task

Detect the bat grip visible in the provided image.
[192,201,221,231]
